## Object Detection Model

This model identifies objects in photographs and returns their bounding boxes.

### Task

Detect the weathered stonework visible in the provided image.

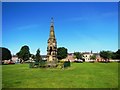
[47,18,57,62]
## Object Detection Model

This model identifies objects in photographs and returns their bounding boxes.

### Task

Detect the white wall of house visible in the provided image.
[82,53,93,62]
[66,53,75,62]
[12,56,18,63]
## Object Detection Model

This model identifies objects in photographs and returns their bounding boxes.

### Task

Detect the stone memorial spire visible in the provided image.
[47,18,57,62]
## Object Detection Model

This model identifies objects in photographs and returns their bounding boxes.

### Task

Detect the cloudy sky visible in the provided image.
[2,2,118,55]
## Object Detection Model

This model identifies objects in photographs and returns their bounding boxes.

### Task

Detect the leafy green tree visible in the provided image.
[16,45,30,61]
[57,47,68,60]
[74,52,83,59]
[100,51,112,60]
[115,49,120,59]
[0,47,12,60]
[90,54,96,60]
[35,49,42,62]
[111,52,116,59]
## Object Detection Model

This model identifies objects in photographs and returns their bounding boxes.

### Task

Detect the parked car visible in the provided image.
[8,60,15,64]
[74,59,83,63]
[117,60,120,63]
[2,60,15,65]
[99,59,110,63]
[89,60,95,63]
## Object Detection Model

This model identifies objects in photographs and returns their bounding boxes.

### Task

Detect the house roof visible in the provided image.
[12,55,18,57]
[82,52,91,54]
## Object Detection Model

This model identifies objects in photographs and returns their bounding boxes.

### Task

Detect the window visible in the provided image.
[50,47,52,55]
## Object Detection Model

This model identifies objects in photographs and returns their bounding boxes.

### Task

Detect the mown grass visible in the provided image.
[2,62,118,88]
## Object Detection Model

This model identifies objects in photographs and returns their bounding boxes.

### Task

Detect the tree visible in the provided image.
[57,47,68,60]
[35,49,42,62]
[115,49,120,59]
[0,47,12,60]
[100,51,112,60]
[16,45,30,61]
[74,52,83,59]
[111,52,116,59]
[90,54,96,60]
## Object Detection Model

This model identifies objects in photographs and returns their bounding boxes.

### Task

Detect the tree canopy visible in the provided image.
[90,54,96,60]
[0,47,12,60]
[99,49,120,60]
[57,47,68,60]
[16,45,30,61]
[35,49,42,62]
[100,51,112,60]
[115,49,120,59]
[74,52,83,59]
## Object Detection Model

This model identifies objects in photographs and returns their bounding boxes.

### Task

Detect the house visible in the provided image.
[82,52,93,62]
[93,53,102,62]
[12,55,18,63]
[66,53,75,62]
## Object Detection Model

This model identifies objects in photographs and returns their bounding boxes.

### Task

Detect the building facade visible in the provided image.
[82,52,93,62]
[47,18,57,62]
[12,55,18,62]
[66,53,75,62]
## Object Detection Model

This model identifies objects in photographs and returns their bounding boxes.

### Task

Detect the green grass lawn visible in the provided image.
[2,62,118,88]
